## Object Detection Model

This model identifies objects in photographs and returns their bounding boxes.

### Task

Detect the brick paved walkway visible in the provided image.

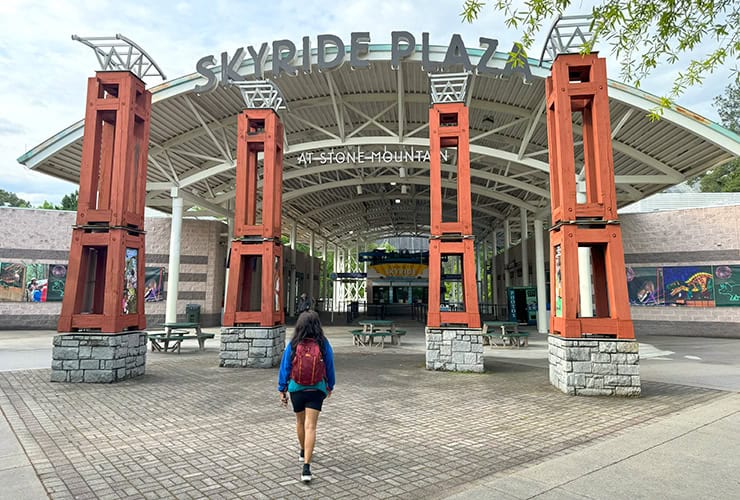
[0,329,725,499]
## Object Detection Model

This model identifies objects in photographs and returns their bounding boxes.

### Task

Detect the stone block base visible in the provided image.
[220,325,285,368]
[425,327,484,373]
[549,335,641,396]
[51,331,147,383]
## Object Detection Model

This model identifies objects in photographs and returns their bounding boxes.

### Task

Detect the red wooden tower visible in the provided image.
[546,54,634,339]
[58,71,151,333]
[223,109,285,326]
[427,102,481,328]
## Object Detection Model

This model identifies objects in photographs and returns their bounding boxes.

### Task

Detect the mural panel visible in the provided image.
[663,266,714,306]
[47,264,67,302]
[144,267,164,302]
[124,249,138,314]
[626,266,664,306]
[0,262,25,301]
[25,263,48,302]
[713,265,740,307]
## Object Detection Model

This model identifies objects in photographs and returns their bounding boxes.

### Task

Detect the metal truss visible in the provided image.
[234,80,287,110]
[338,246,365,304]
[538,14,595,66]
[71,34,166,80]
[429,73,470,104]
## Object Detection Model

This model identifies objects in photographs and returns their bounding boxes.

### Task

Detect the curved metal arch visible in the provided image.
[330,226,432,244]
[19,44,739,179]
[282,175,538,212]
[71,33,166,80]
[319,205,480,235]
[301,194,505,222]
[323,216,495,242]
[281,160,551,200]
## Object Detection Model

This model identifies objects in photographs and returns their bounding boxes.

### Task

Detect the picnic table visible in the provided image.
[351,320,406,348]
[148,322,215,353]
[482,321,528,347]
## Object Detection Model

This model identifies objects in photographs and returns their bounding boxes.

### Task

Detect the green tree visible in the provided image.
[60,190,78,211]
[0,189,31,207]
[36,190,79,210]
[461,0,739,118]
[691,81,740,192]
[38,200,58,210]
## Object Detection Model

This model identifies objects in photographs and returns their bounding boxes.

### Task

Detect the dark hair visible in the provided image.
[290,310,327,359]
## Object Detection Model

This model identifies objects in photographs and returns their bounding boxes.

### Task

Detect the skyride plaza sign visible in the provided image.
[194,32,532,94]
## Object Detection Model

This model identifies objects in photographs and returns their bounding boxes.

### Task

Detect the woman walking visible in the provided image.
[278,310,335,483]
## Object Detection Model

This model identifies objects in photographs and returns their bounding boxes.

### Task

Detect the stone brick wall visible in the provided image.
[51,331,147,383]
[220,326,285,368]
[0,207,225,329]
[621,205,740,336]
[548,335,640,396]
[425,327,484,372]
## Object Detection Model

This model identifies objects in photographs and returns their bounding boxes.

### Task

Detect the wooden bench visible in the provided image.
[502,331,529,347]
[390,330,406,346]
[349,329,367,346]
[366,332,392,348]
[483,331,528,348]
[148,331,215,353]
[349,329,406,347]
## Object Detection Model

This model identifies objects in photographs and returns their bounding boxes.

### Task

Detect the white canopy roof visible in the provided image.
[18,45,740,248]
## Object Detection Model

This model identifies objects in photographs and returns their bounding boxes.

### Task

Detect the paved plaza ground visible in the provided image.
[1,325,739,499]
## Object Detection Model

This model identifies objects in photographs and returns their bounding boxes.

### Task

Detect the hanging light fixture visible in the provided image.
[401,185,408,194]
[357,185,363,195]
[399,166,406,178]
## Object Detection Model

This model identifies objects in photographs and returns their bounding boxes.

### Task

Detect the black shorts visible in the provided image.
[290,390,326,413]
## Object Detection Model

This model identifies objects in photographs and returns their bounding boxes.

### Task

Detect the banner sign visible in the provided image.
[297,146,448,165]
[371,263,427,278]
[331,272,368,280]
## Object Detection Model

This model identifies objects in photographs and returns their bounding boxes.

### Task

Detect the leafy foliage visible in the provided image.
[461,0,739,118]
[0,189,31,207]
[60,191,79,211]
[690,81,740,192]
[36,190,79,210]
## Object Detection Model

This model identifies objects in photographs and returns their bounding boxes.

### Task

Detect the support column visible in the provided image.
[546,53,638,396]
[319,236,326,308]
[492,231,499,319]
[504,220,511,288]
[223,205,234,320]
[482,240,489,311]
[289,221,297,317]
[53,70,151,383]
[309,231,315,302]
[426,97,481,373]
[332,243,339,312]
[221,107,286,368]
[534,218,548,334]
[520,208,529,286]
[577,181,594,318]
[165,188,184,324]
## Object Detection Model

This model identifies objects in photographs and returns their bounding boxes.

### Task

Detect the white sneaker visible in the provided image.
[301,463,312,483]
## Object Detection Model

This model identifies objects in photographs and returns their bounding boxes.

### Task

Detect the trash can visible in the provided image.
[186,304,201,323]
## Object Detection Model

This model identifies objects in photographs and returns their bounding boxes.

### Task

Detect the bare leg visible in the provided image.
[295,411,305,452]
[303,408,321,464]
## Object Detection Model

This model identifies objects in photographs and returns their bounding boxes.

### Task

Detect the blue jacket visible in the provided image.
[277,339,335,395]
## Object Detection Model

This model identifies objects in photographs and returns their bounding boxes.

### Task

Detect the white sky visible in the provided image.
[0,0,735,206]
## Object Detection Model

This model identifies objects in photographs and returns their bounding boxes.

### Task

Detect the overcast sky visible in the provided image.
[0,0,735,206]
